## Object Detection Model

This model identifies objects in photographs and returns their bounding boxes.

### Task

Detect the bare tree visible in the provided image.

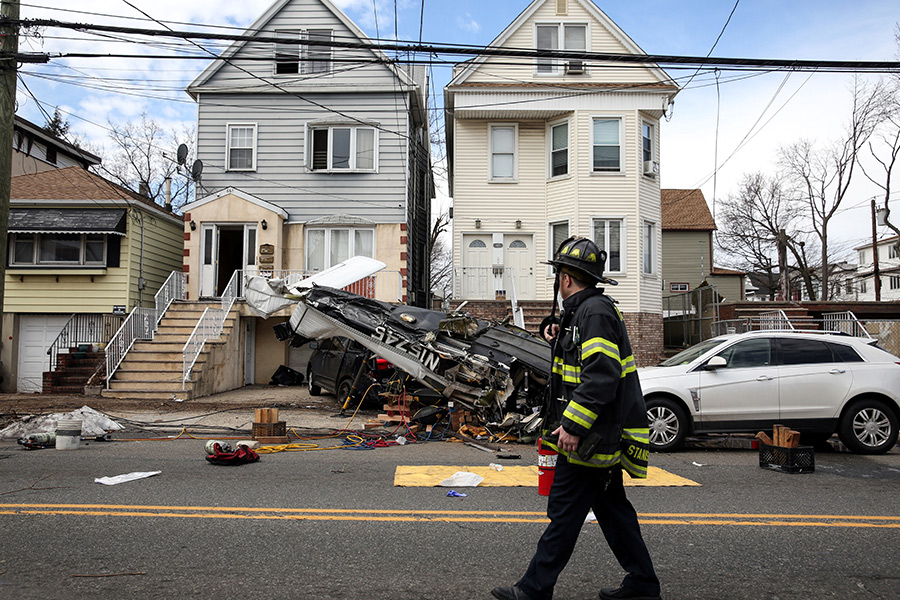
[429,210,453,298]
[716,172,820,299]
[778,78,886,299]
[860,69,900,247]
[95,113,195,210]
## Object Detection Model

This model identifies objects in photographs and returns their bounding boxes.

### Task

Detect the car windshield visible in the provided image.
[658,337,728,366]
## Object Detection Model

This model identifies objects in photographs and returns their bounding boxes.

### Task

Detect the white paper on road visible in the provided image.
[94,471,162,485]
[439,471,485,487]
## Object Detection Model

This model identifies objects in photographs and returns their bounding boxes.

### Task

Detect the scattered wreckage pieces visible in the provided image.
[244,277,551,437]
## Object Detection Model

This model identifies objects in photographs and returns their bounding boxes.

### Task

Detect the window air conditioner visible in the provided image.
[643,160,659,176]
[565,60,585,74]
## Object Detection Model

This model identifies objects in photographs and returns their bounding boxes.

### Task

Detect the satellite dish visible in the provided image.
[191,159,203,182]
[176,144,188,165]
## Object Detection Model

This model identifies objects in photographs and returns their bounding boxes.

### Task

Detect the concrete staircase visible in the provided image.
[101,301,237,401]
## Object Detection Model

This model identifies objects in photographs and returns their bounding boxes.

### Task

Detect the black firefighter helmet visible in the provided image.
[546,236,610,285]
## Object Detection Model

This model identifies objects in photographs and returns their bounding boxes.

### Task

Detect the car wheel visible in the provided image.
[307,369,322,396]
[838,399,899,455]
[646,398,688,452]
[336,378,355,407]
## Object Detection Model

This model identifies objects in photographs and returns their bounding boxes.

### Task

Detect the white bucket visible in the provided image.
[55,419,83,450]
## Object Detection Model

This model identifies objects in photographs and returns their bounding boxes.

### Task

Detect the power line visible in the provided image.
[7,17,900,73]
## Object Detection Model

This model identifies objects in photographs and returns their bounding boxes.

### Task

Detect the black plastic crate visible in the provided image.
[758,443,815,474]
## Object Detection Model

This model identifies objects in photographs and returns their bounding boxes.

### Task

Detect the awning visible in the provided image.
[8,208,127,235]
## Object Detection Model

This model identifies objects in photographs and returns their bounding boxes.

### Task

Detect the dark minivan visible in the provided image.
[306,337,394,404]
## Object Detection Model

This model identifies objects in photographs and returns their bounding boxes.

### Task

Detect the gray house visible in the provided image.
[183,0,433,311]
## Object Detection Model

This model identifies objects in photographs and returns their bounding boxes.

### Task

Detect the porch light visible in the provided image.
[515,219,521,229]
[190,220,196,231]
[475,219,481,229]
[261,219,268,230]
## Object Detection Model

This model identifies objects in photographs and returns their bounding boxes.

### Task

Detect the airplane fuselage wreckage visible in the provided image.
[245,257,549,437]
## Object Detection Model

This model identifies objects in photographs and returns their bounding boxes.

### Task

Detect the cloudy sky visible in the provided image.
[15,0,900,256]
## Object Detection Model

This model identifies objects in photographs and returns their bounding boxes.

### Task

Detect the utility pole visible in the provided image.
[0,0,20,348]
[778,229,788,301]
[871,198,881,302]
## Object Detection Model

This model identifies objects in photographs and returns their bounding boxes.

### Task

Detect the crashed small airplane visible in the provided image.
[245,257,550,434]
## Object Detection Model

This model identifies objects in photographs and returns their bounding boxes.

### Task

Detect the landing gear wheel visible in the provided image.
[307,369,322,396]
[838,399,898,455]
[646,398,688,452]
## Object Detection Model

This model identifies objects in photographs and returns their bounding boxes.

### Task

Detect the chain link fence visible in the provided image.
[662,286,720,350]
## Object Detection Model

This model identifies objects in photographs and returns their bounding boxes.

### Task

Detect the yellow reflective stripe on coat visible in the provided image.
[620,355,637,378]
[621,428,650,479]
[552,357,581,383]
[581,336,620,362]
[563,401,598,430]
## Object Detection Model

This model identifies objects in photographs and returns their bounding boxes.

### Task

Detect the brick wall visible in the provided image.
[623,312,664,367]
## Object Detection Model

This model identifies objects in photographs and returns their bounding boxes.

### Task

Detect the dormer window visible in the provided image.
[275,29,333,75]
[536,23,587,75]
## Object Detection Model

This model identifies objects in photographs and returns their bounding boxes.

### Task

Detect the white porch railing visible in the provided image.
[105,271,187,387]
[823,311,874,339]
[242,267,404,302]
[182,269,241,389]
[457,266,525,326]
[759,310,795,331]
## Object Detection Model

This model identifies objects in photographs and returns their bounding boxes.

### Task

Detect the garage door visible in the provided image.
[17,315,70,393]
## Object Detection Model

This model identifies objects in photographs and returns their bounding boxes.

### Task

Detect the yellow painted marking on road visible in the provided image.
[392,465,699,487]
[2,504,898,529]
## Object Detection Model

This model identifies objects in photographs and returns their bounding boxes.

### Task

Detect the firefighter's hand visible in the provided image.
[552,426,580,454]
[543,323,560,342]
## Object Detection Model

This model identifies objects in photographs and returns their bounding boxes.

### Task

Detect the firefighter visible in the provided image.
[491,236,660,600]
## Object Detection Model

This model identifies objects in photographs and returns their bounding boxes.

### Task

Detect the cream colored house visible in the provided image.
[445,0,678,360]
[2,167,183,392]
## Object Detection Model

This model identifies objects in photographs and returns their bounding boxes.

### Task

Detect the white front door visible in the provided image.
[200,225,217,297]
[200,224,258,297]
[504,235,534,300]
[461,235,492,298]
[17,315,71,392]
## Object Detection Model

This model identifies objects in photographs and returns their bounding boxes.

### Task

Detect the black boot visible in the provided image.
[491,585,536,600]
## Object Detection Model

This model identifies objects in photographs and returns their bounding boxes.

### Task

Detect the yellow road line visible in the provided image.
[1,504,898,528]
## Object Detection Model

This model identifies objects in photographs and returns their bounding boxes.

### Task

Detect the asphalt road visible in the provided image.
[1,428,899,600]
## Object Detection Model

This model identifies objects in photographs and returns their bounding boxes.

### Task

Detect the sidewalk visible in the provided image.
[0,385,384,435]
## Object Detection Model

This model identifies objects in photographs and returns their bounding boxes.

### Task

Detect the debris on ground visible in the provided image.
[0,406,124,440]
[94,471,161,485]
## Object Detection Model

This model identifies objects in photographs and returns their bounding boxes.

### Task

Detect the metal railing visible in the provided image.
[759,310,795,331]
[47,314,124,372]
[105,307,157,387]
[823,311,873,339]
[105,271,188,387]
[182,269,242,389]
[507,268,525,329]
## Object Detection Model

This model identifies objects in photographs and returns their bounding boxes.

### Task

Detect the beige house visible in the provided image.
[445,0,679,361]
[2,167,183,392]
[661,189,744,302]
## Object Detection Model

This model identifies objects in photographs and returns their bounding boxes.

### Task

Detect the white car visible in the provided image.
[638,331,900,454]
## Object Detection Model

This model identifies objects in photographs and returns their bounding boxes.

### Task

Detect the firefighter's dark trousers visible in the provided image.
[516,456,660,600]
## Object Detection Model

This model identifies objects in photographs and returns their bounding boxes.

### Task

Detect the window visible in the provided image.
[275,29,332,75]
[778,338,837,366]
[303,29,332,74]
[715,338,771,369]
[45,146,57,165]
[549,121,568,178]
[643,221,656,275]
[592,218,623,272]
[670,283,689,292]
[490,124,517,181]
[592,118,621,172]
[275,30,300,74]
[549,221,569,272]
[826,342,863,363]
[309,126,376,172]
[226,124,257,171]
[306,228,374,272]
[890,244,900,259]
[641,122,653,164]
[10,233,107,266]
[891,275,900,290]
[535,23,586,74]
[861,279,868,294]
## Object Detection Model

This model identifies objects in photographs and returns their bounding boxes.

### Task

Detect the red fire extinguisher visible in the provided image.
[537,437,558,496]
